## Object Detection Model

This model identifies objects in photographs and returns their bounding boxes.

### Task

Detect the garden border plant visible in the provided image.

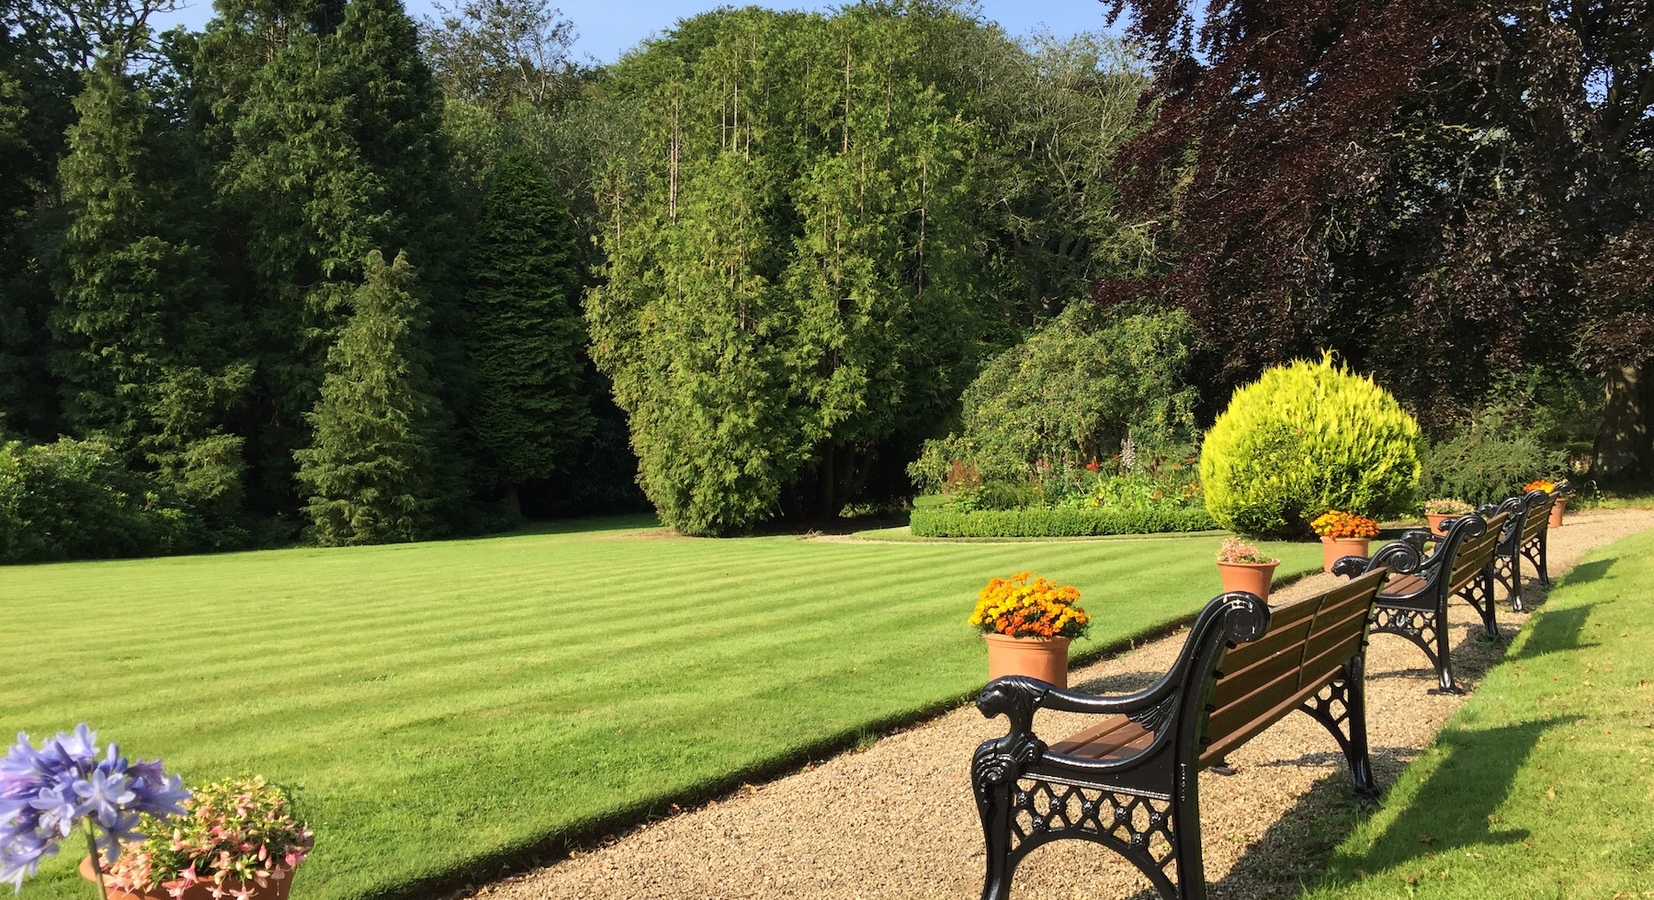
[909,503,1217,538]
[1201,354,1421,537]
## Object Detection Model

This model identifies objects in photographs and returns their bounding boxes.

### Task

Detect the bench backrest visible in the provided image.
[1448,511,1507,593]
[1520,494,1551,543]
[1199,567,1387,765]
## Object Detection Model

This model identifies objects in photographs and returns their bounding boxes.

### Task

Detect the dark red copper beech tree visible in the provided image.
[1095,0,1652,472]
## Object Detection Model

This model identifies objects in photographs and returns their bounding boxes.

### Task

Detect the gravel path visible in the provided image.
[471,509,1654,900]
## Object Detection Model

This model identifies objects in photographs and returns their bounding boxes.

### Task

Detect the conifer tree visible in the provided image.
[587,4,999,534]
[295,250,445,545]
[52,58,252,512]
[212,0,466,519]
[0,0,79,439]
[465,150,592,509]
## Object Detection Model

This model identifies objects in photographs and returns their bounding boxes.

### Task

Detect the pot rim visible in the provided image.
[981,632,1072,646]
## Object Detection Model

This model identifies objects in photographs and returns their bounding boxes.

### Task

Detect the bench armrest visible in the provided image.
[1332,537,1422,579]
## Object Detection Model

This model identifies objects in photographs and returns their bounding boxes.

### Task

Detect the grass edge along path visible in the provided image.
[1301,529,1654,900]
[4,516,1321,900]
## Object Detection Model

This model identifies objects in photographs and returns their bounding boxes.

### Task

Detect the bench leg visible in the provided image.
[1537,531,1550,586]
[1497,550,1524,612]
[972,736,1028,900]
[971,735,1199,900]
[1457,572,1500,641]
[1521,534,1550,590]
[1300,656,1379,799]
[1372,606,1461,694]
[1432,607,1463,693]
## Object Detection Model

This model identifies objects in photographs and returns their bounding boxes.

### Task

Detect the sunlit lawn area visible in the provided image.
[1303,529,1654,899]
[4,516,1321,900]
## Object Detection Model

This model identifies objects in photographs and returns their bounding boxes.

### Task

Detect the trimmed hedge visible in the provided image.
[910,504,1217,538]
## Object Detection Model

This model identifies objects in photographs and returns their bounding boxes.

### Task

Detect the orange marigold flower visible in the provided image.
[970,571,1090,640]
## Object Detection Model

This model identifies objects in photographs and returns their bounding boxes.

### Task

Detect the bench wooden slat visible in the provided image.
[1382,572,1428,596]
[1298,631,1365,686]
[1048,715,1153,761]
[1302,604,1369,665]
[1206,570,1385,750]
[1521,506,1547,541]
[1215,599,1318,674]
[1199,677,1331,766]
[1450,539,1501,588]
[1210,628,1312,708]
[1206,662,1304,744]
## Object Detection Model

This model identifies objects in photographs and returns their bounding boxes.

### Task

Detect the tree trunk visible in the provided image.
[503,483,522,516]
[1593,364,1649,479]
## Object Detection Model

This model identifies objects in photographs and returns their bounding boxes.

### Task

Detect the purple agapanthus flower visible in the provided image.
[0,726,190,893]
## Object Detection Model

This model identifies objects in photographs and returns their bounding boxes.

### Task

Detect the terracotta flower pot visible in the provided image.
[1216,560,1278,602]
[1425,513,1455,535]
[983,633,1071,688]
[81,857,295,900]
[1320,537,1370,573]
[1548,495,1567,528]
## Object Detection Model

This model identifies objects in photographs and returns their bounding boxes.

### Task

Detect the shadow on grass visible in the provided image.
[1508,602,1602,660]
[1555,556,1614,588]
[1113,719,1570,900]
[1496,556,1610,617]
[1310,717,1577,894]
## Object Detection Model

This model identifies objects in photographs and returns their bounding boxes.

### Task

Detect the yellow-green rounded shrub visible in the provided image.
[1200,355,1421,536]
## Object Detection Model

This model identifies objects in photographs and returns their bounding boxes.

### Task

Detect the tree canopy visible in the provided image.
[1097,0,1652,468]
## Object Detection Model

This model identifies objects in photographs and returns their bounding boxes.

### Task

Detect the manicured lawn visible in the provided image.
[1302,529,1654,899]
[4,517,1320,900]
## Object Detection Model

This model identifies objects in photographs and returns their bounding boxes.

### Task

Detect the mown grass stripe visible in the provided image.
[5,518,1319,900]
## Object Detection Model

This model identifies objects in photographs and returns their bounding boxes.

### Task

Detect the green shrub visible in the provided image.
[1420,416,1566,505]
[0,437,207,564]
[910,305,1197,491]
[1200,355,1421,536]
[909,503,1216,538]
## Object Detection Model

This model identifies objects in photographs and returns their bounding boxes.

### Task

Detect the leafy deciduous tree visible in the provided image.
[1096,0,1651,463]
[421,0,576,112]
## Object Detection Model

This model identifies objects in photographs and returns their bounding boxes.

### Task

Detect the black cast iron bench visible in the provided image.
[1482,486,1566,612]
[1332,510,1508,694]
[970,567,1391,900]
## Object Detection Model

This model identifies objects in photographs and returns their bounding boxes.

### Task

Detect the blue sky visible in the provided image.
[151,0,1118,64]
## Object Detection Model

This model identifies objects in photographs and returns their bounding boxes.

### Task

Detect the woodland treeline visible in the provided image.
[0,0,1649,552]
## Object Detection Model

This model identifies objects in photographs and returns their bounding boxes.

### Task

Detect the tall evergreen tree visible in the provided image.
[0,0,79,439]
[51,57,251,511]
[465,150,591,510]
[295,250,445,545]
[588,2,1010,534]
[211,0,466,519]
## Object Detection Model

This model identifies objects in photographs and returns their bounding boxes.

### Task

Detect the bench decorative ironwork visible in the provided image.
[1332,511,1508,694]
